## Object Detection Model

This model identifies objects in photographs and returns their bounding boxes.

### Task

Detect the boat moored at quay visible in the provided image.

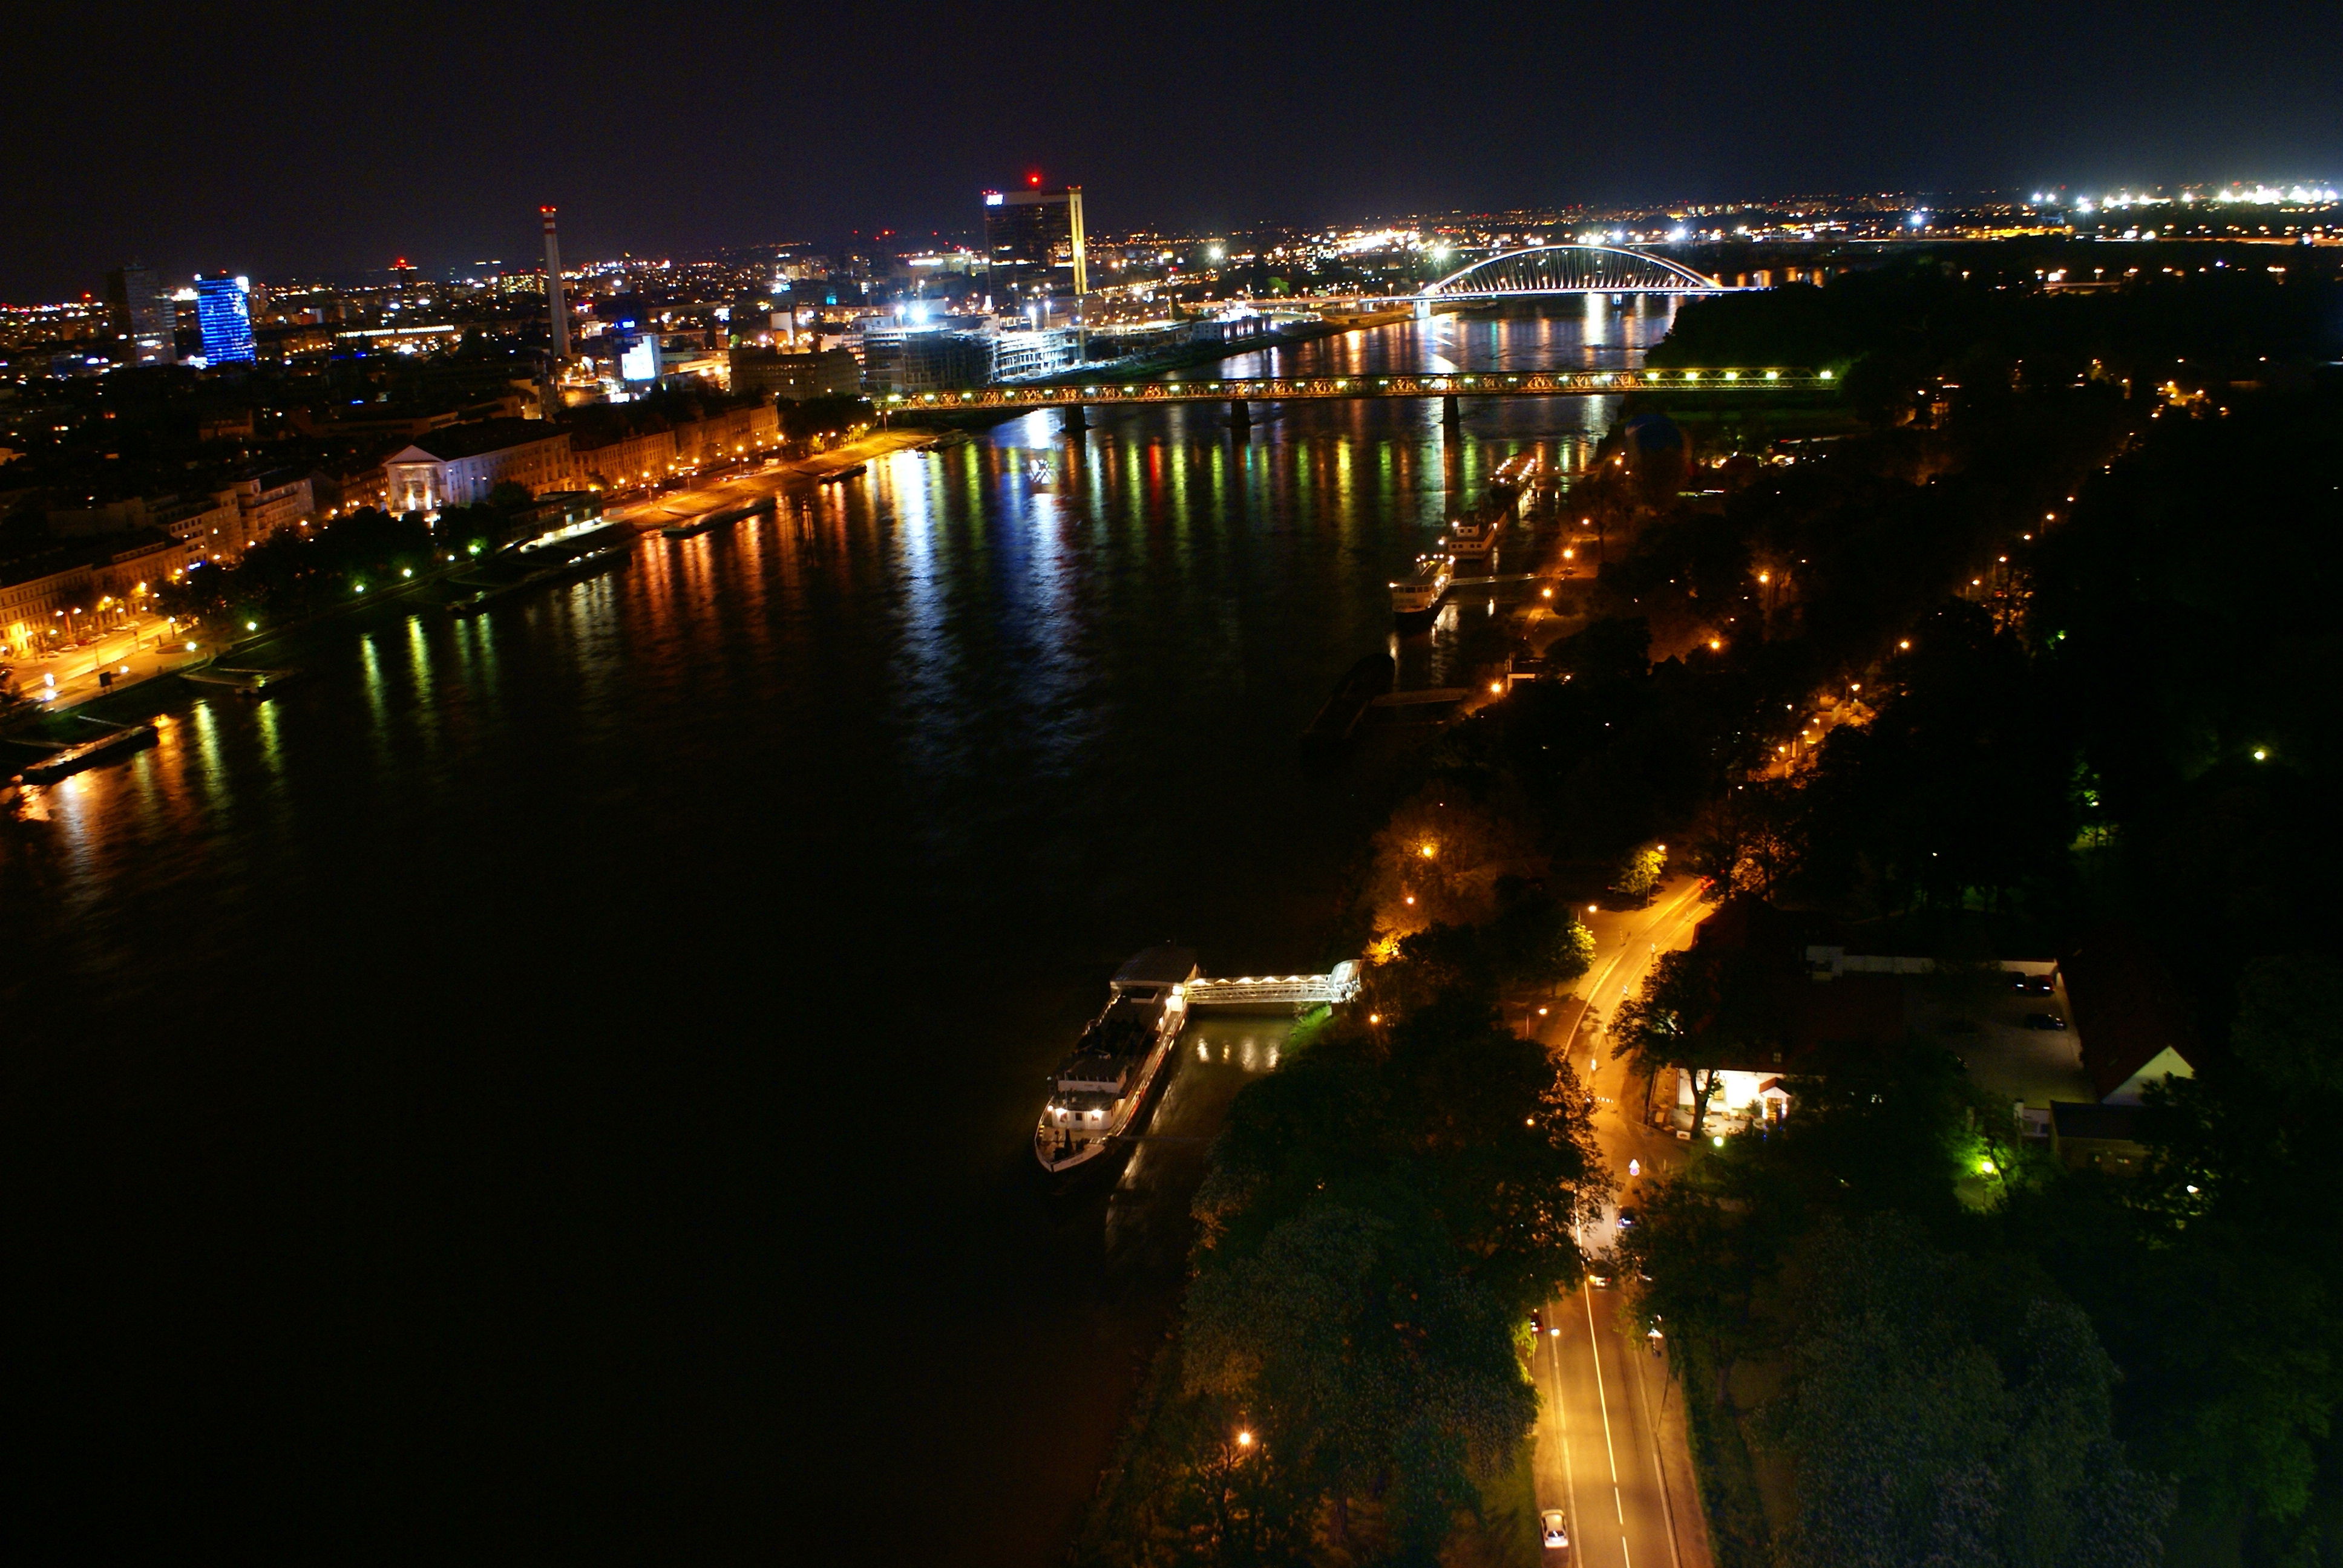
[1390,546,1455,619]
[1035,947,1198,1175]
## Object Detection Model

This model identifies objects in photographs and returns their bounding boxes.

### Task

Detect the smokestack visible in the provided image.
[540,205,569,360]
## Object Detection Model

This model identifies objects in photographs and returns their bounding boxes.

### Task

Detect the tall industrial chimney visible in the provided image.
[540,205,569,360]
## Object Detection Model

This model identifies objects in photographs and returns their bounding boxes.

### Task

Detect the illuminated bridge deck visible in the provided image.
[1184,961,1362,1011]
[882,368,1834,413]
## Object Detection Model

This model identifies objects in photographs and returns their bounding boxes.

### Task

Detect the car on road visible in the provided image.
[1530,1308,1544,1336]
[1542,1509,1570,1552]
[2012,974,2056,995]
[1587,1272,1612,1289]
[1616,1207,1639,1230]
[2024,1013,2069,1031]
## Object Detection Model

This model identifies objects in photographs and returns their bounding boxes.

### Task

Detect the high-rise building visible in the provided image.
[540,206,570,359]
[194,274,256,364]
[105,264,178,365]
[982,183,1086,302]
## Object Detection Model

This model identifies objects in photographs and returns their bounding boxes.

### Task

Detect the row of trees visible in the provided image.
[158,485,539,630]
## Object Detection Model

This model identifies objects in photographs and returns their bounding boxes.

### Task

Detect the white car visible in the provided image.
[1542,1509,1570,1553]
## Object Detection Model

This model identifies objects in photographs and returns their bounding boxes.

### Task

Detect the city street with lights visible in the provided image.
[13,610,209,709]
[1531,877,1714,1568]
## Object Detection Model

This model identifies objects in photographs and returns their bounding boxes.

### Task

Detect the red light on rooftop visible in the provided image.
[1027,171,1043,188]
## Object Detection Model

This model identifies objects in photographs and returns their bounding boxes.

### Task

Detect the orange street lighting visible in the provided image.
[1236,1430,1254,1448]
[1418,843,1436,859]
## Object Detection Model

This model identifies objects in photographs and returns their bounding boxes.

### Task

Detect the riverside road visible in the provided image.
[1534,876,1715,1568]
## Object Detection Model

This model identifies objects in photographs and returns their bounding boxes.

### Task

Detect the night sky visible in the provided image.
[4,0,2338,297]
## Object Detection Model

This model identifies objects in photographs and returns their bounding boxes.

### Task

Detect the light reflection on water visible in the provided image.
[4,304,1671,1565]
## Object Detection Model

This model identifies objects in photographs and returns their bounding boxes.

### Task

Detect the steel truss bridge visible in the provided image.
[880,366,1832,416]
[1422,243,1731,299]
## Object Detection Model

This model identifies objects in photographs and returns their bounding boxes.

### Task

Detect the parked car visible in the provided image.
[2024,1013,2068,1031]
[1616,1207,1639,1230]
[2012,974,2056,995]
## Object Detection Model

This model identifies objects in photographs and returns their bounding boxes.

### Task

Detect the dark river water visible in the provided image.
[5,304,1673,1561]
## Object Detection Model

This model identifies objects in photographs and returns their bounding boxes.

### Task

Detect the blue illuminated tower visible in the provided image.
[194,274,257,364]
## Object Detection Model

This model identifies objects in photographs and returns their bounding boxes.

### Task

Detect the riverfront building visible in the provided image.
[727,346,860,402]
[384,419,576,512]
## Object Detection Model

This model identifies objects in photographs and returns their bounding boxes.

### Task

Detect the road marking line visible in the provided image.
[1547,1314,1581,1557]
[1586,1285,1624,1503]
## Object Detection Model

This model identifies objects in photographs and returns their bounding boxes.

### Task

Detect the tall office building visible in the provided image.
[104,264,178,365]
[981,183,1086,303]
[540,206,570,359]
[194,274,257,364]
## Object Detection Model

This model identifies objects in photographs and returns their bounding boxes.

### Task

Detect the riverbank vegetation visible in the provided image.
[1613,263,2343,1568]
[156,486,545,632]
[1085,253,2341,1565]
[1075,924,1606,1566]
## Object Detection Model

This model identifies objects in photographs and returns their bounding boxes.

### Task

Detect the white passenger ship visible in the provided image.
[1390,547,1455,618]
[1035,948,1198,1175]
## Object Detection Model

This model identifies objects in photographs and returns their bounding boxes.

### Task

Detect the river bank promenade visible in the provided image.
[10,613,210,714]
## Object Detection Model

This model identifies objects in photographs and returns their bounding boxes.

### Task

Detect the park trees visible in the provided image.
[1098,953,1605,1564]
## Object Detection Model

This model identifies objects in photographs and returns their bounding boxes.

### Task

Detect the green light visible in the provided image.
[2253,748,2269,762]
[1978,1158,1997,1175]
[245,621,257,631]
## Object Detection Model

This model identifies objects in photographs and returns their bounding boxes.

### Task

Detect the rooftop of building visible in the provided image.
[2060,927,2201,1100]
[395,418,563,462]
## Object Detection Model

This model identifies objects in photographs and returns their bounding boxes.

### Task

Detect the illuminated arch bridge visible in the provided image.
[1423,244,1728,299]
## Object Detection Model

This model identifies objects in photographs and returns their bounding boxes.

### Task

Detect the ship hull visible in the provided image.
[1032,1023,1181,1180]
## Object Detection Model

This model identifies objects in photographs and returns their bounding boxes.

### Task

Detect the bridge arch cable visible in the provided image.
[1423,244,1725,297]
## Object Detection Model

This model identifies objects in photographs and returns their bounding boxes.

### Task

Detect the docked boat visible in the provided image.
[17,722,157,783]
[1035,947,1199,1175]
[1390,547,1454,619]
[818,463,868,485]
[1490,452,1542,490]
[661,494,772,539]
[1302,650,1396,749]
[1449,488,1521,560]
[448,537,631,617]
